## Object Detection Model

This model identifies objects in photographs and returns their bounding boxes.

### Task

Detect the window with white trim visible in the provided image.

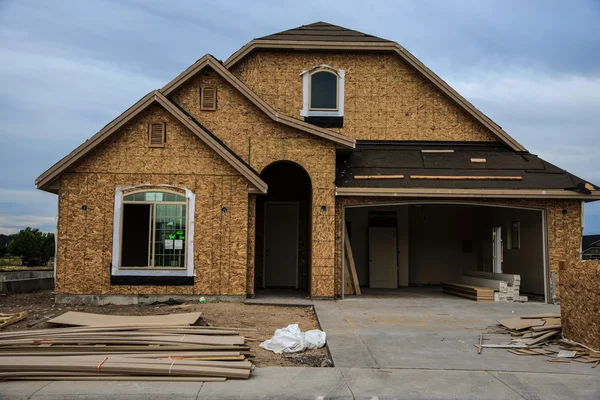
[300,65,345,118]
[120,191,187,269]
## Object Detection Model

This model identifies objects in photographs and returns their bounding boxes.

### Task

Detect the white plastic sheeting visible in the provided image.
[259,324,326,354]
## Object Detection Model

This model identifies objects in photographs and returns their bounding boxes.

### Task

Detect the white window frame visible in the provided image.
[111,184,195,278]
[300,64,345,118]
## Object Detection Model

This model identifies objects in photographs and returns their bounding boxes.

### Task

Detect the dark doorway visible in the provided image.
[255,162,311,291]
[121,204,151,266]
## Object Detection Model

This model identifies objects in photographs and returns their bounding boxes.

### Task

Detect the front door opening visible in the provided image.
[255,162,311,291]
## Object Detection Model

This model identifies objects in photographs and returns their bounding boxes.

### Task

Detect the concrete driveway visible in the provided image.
[314,287,598,375]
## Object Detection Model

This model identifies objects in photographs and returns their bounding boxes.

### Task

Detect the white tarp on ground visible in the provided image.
[259,324,326,354]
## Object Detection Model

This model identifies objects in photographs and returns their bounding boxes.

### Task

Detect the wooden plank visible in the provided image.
[496,318,544,331]
[353,175,404,180]
[420,149,454,153]
[442,288,494,302]
[527,330,560,345]
[410,175,523,181]
[459,276,507,292]
[532,324,561,332]
[344,224,361,296]
[47,312,203,327]
[465,271,520,287]
[520,313,561,319]
[0,374,226,382]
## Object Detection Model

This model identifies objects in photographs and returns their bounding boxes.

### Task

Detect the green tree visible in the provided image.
[8,227,43,258]
[41,232,55,258]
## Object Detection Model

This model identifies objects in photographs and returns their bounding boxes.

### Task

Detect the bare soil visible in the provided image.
[0,290,330,367]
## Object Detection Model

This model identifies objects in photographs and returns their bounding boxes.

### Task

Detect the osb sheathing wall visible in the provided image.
[56,104,250,296]
[230,51,498,143]
[334,197,600,347]
[169,70,338,297]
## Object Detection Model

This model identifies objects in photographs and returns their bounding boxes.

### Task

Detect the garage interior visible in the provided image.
[344,203,548,301]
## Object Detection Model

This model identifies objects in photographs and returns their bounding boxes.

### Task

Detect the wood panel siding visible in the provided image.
[231,51,502,143]
[56,105,249,296]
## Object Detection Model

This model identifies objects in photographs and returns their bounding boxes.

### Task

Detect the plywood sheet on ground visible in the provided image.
[496,317,545,331]
[48,311,202,327]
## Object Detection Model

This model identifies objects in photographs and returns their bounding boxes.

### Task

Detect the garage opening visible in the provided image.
[255,161,312,292]
[344,203,548,302]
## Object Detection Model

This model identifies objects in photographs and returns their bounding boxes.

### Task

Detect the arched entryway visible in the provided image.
[255,161,312,291]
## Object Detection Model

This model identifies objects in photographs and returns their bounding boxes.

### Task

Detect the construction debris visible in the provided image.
[441,282,495,302]
[443,272,527,302]
[0,312,27,330]
[0,311,255,381]
[476,314,599,367]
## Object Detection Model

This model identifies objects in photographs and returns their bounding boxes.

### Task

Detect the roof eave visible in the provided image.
[335,187,600,200]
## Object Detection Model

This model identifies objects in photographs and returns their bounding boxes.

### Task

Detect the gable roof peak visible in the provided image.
[256,21,392,43]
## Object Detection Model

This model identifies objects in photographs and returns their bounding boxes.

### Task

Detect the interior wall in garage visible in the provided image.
[345,205,409,287]
[408,205,479,285]
[474,207,544,295]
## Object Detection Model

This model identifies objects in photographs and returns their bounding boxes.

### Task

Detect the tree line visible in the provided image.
[0,228,55,263]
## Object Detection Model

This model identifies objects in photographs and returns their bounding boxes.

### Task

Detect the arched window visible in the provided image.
[310,70,338,110]
[300,65,345,122]
[120,190,187,269]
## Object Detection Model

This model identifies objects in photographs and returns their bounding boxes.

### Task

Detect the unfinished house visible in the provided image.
[36,22,599,348]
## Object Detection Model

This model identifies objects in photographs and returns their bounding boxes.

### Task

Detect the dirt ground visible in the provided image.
[0,290,330,367]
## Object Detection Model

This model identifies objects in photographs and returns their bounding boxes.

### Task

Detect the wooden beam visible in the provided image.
[353,175,404,180]
[421,149,454,153]
[335,186,600,199]
[410,175,523,181]
[344,224,361,295]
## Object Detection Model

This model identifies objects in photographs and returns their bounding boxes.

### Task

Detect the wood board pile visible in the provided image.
[476,313,600,368]
[441,282,495,302]
[0,311,255,381]
[465,271,527,302]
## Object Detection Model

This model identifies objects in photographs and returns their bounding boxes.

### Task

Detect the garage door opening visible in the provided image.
[343,202,549,302]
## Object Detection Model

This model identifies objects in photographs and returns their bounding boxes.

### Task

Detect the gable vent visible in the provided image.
[149,122,165,147]
[201,87,217,110]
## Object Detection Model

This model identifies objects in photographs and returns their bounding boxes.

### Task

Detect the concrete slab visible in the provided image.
[341,368,523,400]
[0,380,50,400]
[198,367,352,399]
[490,371,600,400]
[313,300,378,368]
[318,287,597,374]
[28,381,204,400]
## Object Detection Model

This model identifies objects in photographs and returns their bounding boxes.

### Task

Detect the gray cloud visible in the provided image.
[1,0,599,234]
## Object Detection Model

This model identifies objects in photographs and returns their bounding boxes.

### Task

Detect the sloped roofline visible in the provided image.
[35,91,268,194]
[160,54,355,148]
[335,187,600,200]
[223,39,527,152]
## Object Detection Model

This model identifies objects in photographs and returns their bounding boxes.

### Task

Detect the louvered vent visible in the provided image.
[149,123,165,147]
[201,87,216,110]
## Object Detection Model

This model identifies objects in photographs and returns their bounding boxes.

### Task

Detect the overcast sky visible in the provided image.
[1,0,599,235]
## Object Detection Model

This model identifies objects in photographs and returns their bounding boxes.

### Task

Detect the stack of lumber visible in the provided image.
[0,311,27,329]
[441,282,495,302]
[0,311,255,381]
[465,271,527,302]
[477,313,599,367]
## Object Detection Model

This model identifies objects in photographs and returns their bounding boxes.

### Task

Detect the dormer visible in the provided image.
[300,64,345,128]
